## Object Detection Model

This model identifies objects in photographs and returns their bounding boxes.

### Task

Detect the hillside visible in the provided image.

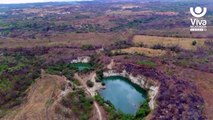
[0,0,212,120]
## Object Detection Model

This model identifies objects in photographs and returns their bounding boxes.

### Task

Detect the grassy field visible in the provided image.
[133,35,206,50]
[113,47,167,57]
[0,32,131,48]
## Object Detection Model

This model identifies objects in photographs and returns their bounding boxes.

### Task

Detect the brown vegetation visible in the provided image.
[113,47,167,57]
[0,32,131,49]
[133,35,206,50]
[159,65,213,120]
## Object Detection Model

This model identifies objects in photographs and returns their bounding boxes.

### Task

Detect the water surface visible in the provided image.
[99,76,147,115]
[69,63,92,71]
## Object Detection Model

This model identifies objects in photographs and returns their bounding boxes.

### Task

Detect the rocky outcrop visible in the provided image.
[70,56,90,63]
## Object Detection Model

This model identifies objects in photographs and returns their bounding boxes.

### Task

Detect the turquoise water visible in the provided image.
[99,76,147,115]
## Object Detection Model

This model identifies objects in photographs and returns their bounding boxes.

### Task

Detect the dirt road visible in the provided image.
[74,73,103,120]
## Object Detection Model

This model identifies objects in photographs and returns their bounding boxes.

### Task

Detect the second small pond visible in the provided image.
[69,63,92,71]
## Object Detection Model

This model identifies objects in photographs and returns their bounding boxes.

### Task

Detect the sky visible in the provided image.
[0,0,90,4]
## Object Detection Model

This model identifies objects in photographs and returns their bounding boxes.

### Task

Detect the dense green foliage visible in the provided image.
[0,52,41,117]
[96,69,104,82]
[90,55,104,70]
[95,93,133,120]
[94,93,105,106]
[47,62,93,83]
[0,64,8,74]
[47,63,80,85]
[61,88,93,120]
[135,100,151,119]
[95,93,150,120]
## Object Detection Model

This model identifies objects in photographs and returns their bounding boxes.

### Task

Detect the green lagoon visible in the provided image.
[99,76,147,115]
[69,63,92,71]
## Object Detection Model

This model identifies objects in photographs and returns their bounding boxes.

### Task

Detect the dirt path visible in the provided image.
[74,73,103,120]
[93,102,103,120]
[107,59,114,70]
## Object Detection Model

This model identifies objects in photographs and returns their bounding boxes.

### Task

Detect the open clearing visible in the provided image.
[113,47,167,57]
[133,35,206,50]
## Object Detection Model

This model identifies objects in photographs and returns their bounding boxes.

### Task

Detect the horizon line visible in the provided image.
[0,0,93,5]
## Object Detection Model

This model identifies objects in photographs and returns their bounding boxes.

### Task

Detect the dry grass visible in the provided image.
[133,35,206,50]
[113,47,167,57]
[106,10,153,16]
[0,32,131,48]
[3,73,67,120]
[106,10,178,16]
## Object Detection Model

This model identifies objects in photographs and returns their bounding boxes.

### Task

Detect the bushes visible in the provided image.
[61,68,75,80]
[168,45,181,52]
[81,44,94,50]
[47,64,75,80]
[47,62,92,78]
[96,69,103,82]
[150,43,183,53]
[86,80,94,88]
[45,98,54,107]
[192,40,197,46]
[112,40,132,49]
[95,93,150,120]
[95,93,105,106]
[135,100,151,119]
[152,44,181,52]
[125,63,205,119]
[61,89,93,119]
[89,54,104,70]
[95,93,128,119]
[0,52,41,111]
[7,63,26,73]
[47,63,86,86]
[152,44,166,50]
[0,64,8,74]
[138,42,145,47]
[204,39,213,47]
[0,78,12,91]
